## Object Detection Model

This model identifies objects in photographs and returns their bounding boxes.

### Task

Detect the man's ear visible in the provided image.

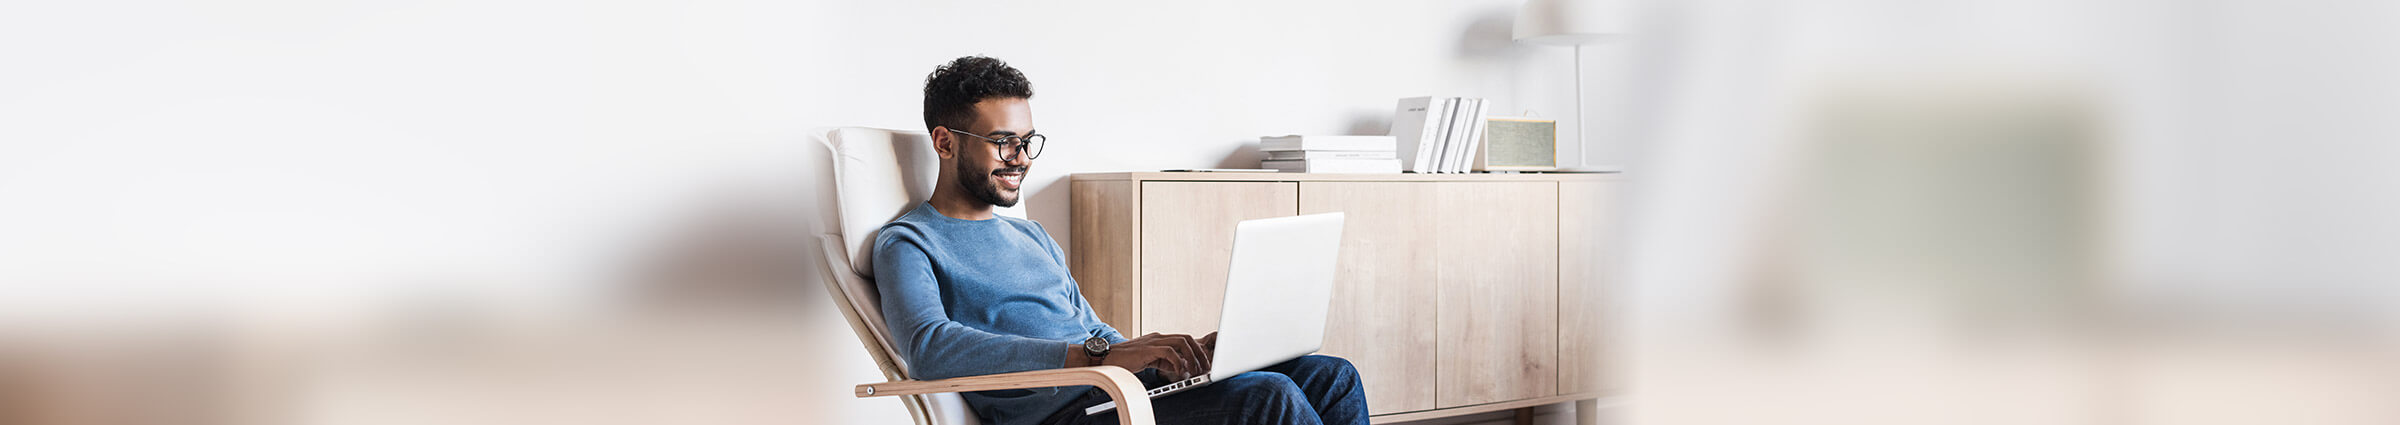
[930,126,956,160]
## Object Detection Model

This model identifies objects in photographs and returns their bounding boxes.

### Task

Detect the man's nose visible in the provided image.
[1004,149,1032,166]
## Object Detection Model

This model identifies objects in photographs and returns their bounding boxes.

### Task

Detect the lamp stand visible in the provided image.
[1553,43,1620,173]
[1575,44,1586,170]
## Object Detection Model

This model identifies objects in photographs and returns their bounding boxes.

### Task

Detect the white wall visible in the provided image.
[0,1,1613,424]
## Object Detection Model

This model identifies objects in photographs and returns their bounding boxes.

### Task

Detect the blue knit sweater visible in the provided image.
[873,202,1128,425]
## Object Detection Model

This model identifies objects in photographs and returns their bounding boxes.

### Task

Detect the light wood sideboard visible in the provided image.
[1069,172,1620,424]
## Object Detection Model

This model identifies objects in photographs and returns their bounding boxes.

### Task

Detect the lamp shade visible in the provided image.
[1513,0,1625,45]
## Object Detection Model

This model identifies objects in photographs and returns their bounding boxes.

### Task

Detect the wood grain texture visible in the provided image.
[1067,173,1621,424]
[1072,180,1141,332]
[1300,182,1441,415]
[856,366,1155,425]
[1137,182,1299,337]
[1558,180,1621,396]
[1436,181,1561,408]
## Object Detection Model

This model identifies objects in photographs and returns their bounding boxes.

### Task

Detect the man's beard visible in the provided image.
[956,159,1025,208]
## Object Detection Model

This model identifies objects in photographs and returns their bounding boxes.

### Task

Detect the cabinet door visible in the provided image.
[1436,182,1560,407]
[1139,182,1299,337]
[1559,180,1620,395]
[1300,182,1440,415]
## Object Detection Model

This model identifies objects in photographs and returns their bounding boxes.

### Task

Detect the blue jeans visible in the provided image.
[1041,355,1369,425]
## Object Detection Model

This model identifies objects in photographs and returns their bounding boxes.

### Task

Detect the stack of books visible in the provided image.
[1389,96,1490,174]
[1257,135,1401,173]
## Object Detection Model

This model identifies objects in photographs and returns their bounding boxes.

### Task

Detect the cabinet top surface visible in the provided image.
[1070,171,1623,182]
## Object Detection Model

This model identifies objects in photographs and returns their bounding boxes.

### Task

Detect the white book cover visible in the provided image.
[1388,96,1444,173]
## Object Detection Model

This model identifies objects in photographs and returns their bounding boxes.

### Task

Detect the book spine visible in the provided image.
[1430,98,1458,173]
[1260,136,1300,151]
[1415,98,1446,173]
[1443,98,1479,173]
[1459,99,1478,170]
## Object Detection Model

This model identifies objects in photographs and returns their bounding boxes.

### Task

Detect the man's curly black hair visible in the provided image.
[922,56,1034,132]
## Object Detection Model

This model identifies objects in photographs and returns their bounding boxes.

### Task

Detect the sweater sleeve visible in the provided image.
[873,226,1069,379]
[1068,278,1128,344]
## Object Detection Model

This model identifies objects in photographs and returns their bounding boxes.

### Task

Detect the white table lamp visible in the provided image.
[1515,0,1625,171]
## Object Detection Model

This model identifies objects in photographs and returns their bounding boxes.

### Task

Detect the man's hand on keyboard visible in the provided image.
[1071,332,1212,381]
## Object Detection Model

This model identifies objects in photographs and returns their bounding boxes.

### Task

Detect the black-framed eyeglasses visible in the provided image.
[947,128,1046,162]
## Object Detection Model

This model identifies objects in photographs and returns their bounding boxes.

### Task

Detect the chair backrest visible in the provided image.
[813,127,1022,425]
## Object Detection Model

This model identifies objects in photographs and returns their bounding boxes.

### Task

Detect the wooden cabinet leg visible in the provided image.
[1513,407,1535,425]
[1575,399,1600,425]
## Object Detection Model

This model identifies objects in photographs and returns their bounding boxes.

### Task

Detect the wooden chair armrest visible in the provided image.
[856,366,1154,425]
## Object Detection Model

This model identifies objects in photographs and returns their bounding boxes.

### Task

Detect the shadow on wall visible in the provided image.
[1457,7,1517,61]
[1213,142,1267,169]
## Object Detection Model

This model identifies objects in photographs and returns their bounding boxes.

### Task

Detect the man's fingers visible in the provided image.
[1167,334,1208,376]
[1133,345,1177,380]
[1114,333,1215,380]
[1169,338,1201,379]
[1153,345,1195,381]
[1183,334,1211,374]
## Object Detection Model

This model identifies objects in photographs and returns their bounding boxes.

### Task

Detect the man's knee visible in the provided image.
[1222,372,1308,404]
[1289,355,1359,381]
[1291,355,1353,371]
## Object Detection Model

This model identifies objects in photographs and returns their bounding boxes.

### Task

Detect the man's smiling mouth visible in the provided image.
[994,169,1025,190]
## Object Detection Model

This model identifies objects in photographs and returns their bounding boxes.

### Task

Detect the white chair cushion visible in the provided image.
[819,127,1023,279]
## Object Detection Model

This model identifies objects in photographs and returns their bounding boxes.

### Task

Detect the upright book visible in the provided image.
[1459,99,1491,173]
[1389,97,1447,174]
[1431,98,1460,172]
[1442,98,1484,173]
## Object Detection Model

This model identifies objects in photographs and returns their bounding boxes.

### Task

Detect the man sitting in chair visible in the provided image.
[873,56,1369,425]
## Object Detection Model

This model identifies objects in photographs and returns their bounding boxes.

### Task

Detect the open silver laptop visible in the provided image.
[1086,212,1345,415]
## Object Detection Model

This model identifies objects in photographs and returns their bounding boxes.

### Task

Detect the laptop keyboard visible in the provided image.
[1147,375,1204,396]
[1085,375,1210,415]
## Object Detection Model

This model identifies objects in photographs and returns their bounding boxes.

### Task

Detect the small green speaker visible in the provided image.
[1475,116,1558,171]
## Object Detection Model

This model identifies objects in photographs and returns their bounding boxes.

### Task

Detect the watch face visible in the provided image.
[1083,337,1109,354]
